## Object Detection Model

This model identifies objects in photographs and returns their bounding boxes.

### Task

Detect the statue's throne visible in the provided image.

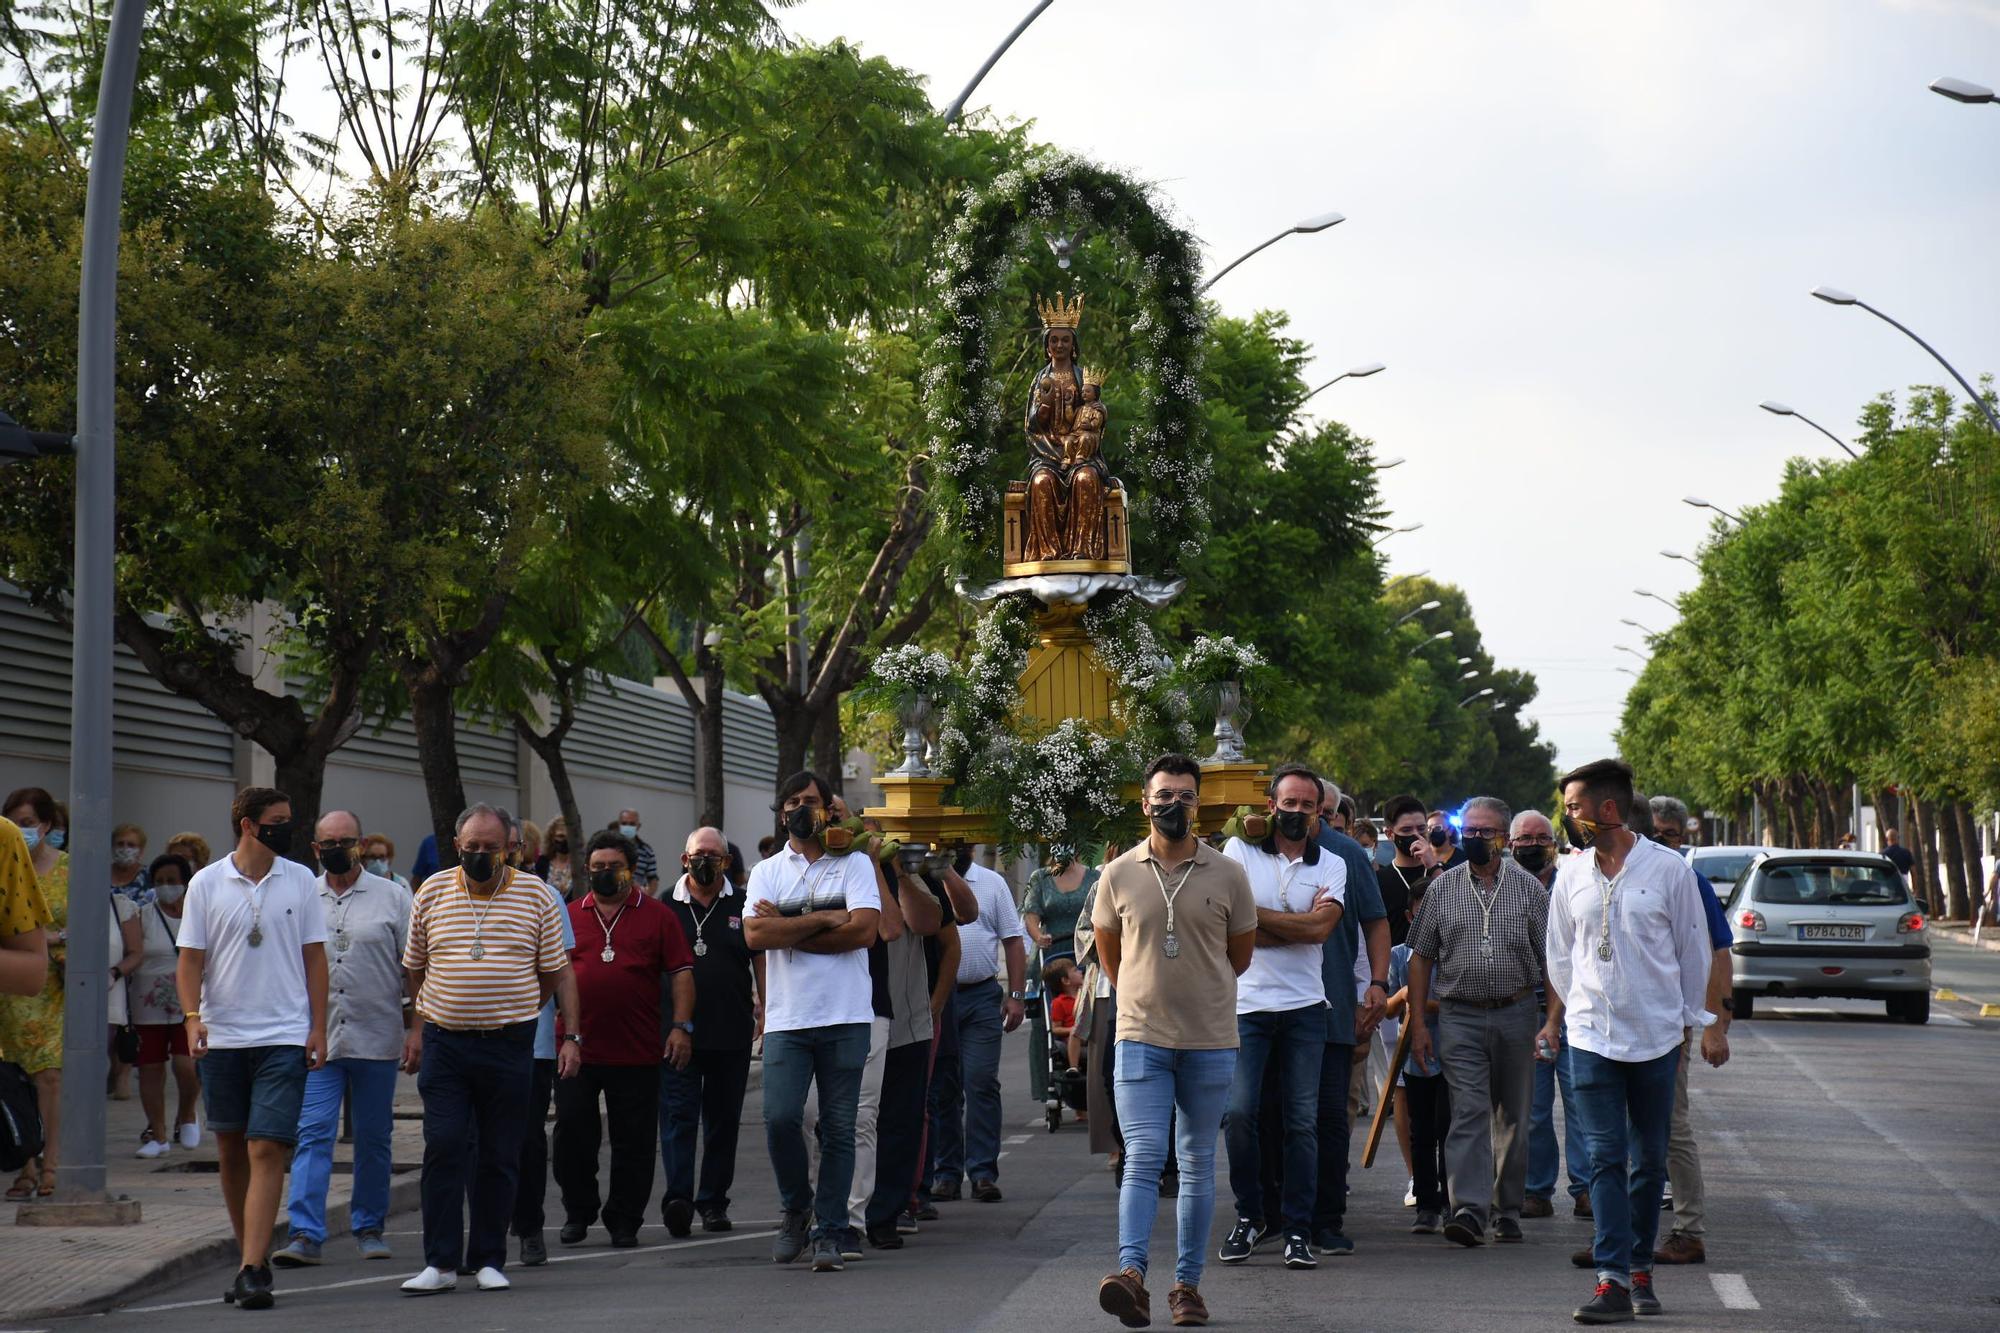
[1001,482,1131,577]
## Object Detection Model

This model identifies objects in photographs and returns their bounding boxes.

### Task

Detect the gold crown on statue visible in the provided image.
[1081,366,1106,388]
[1037,290,1085,330]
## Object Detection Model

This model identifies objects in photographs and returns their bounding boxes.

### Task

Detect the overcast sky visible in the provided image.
[787,0,2000,783]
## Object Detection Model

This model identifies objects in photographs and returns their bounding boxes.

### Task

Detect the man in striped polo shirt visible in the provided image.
[400,804,580,1296]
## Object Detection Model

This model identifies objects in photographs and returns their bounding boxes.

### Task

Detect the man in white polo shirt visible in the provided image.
[744,770,882,1274]
[177,786,329,1311]
[1218,764,1345,1272]
[929,846,1025,1205]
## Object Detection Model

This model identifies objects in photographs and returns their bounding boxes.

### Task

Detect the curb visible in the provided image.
[13,1170,426,1321]
[1937,924,2000,956]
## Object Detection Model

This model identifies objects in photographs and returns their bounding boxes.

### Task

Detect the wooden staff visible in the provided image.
[1361,1014,1415,1168]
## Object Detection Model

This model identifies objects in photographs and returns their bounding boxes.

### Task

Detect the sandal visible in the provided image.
[37,1163,56,1196]
[5,1171,33,1201]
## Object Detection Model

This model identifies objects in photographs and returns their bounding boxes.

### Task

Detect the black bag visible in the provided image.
[0,1059,44,1173]
[114,1024,141,1065]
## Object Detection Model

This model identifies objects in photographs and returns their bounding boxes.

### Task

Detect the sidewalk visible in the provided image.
[1937,921,2000,955]
[3,1071,427,1323]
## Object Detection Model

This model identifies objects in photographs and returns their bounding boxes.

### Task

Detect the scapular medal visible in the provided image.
[1480,937,1494,961]
[470,940,485,960]
[335,931,351,953]
[1597,941,1613,962]
[1163,932,1180,959]
[693,939,708,958]
[601,946,616,963]
[248,927,264,947]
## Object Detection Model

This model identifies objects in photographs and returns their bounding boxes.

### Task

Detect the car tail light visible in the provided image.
[1897,911,1925,934]
[1738,909,1765,931]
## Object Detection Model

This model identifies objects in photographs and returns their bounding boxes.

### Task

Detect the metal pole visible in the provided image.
[1856,299,2000,437]
[61,0,149,1201]
[943,0,1056,125]
[1793,411,1861,461]
[1197,229,1289,295]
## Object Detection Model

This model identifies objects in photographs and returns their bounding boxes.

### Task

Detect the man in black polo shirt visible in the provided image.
[659,826,763,1234]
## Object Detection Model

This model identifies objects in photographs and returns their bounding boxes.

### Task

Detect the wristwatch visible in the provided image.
[1718,997,1735,1014]
[561,1033,582,1046]
[1368,979,1391,993]
[673,1021,695,1035]
[1007,989,1027,1002]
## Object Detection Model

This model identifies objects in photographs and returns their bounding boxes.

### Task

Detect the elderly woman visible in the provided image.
[131,854,203,1155]
[164,831,212,873]
[359,833,410,889]
[1,787,70,1198]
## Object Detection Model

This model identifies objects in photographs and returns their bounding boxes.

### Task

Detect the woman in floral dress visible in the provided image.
[1,786,70,1199]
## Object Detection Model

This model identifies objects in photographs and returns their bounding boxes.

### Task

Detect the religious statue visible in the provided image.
[1023,292,1112,563]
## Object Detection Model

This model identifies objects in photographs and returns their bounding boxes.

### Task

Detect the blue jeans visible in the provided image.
[1571,1045,1679,1289]
[1311,1041,1354,1233]
[1531,1020,1588,1200]
[1114,1040,1235,1288]
[1224,1005,1325,1232]
[660,1047,752,1215]
[288,1057,399,1241]
[762,1023,870,1240]
[932,981,1005,1186]
[417,1021,535,1273]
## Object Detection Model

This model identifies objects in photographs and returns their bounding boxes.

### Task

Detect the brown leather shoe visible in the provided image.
[1522,1195,1555,1219]
[1654,1232,1706,1264]
[1098,1268,1151,1328]
[1167,1284,1208,1327]
[1572,1191,1593,1219]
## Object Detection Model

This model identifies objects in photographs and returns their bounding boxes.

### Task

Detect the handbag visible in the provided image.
[114,1023,141,1064]
[0,1060,45,1173]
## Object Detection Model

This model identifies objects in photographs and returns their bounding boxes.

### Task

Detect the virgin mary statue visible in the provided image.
[1022,292,1109,562]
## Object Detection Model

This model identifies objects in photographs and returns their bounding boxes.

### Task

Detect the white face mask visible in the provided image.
[618,823,639,839]
[21,825,43,851]
[153,883,186,905]
[113,846,142,867]
[364,857,390,878]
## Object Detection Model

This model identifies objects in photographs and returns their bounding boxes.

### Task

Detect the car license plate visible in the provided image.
[1798,924,1864,941]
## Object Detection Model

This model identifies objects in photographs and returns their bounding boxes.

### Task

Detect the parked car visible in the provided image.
[1729,850,1930,1023]
[1689,845,1767,906]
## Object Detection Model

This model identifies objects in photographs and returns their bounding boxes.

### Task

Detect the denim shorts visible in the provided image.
[200,1045,309,1143]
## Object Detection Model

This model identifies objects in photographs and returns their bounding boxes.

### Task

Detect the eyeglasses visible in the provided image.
[1463,828,1504,841]
[1149,789,1199,807]
[314,838,360,851]
[1511,834,1556,846]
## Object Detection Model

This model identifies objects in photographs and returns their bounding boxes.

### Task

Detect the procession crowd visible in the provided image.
[0,752,1728,1329]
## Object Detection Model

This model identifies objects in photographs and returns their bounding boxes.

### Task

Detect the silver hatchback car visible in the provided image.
[1729,850,1931,1024]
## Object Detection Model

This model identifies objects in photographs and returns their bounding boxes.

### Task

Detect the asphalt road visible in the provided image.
[54,940,2000,1332]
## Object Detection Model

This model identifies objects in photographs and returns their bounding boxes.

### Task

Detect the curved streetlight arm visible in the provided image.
[1851,298,2000,437]
[1199,227,1292,295]
[943,0,1057,125]
[1791,409,1860,461]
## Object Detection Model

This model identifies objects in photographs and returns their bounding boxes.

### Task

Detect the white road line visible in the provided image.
[997,1151,1010,1159]
[1830,1276,1879,1320]
[114,1230,779,1314]
[1710,1274,1760,1309]
[1023,1118,1046,1128]
[1004,1134,1031,1144]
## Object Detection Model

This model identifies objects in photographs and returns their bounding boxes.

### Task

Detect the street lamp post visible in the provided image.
[1301,362,1387,404]
[943,0,1057,124]
[1633,588,1678,611]
[1758,401,1859,460]
[1615,644,1648,661]
[1929,76,1996,105]
[1811,287,2000,436]
[1460,669,1479,681]
[1458,687,1495,707]
[1198,211,1345,294]
[0,411,76,461]
[1371,522,1422,547]
[1660,549,1698,568]
[1406,629,1453,657]
[1620,617,1660,637]
[1391,598,1442,628]
[1683,496,1744,525]
[1376,456,1407,470]
[1384,569,1428,588]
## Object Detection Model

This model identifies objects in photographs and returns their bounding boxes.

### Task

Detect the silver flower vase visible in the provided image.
[1209,679,1249,764]
[891,695,935,777]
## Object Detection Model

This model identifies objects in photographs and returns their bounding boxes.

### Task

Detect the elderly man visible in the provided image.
[612,809,660,893]
[1511,809,1583,1221]
[660,825,764,1236]
[274,811,410,1267]
[400,805,579,1296]
[1405,795,1549,1249]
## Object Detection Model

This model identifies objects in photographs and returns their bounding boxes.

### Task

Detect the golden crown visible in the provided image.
[1081,366,1106,388]
[1036,290,1085,330]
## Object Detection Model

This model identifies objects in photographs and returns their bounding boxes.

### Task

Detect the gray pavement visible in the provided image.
[35,963,2000,1331]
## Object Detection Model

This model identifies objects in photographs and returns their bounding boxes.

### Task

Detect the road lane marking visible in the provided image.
[1830,1276,1878,1320]
[114,1229,780,1314]
[1710,1274,1759,1309]
[1004,1134,1031,1144]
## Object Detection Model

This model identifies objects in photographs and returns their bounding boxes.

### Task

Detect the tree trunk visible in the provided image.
[1935,797,1971,921]
[812,703,843,796]
[514,700,582,862]
[271,750,330,870]
[1872,787,1898,848]
[1953,802,1988,921]
[407,672,468,868]
[1781,776,1810,848]
[1909,795,1943,916]
[770,698,813,790]
[697,651,726,830]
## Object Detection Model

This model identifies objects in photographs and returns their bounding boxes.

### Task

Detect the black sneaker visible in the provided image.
[1630,1273,1662,1317]
[662,1196,695,1238]
[1251,1220,1283,1251]
[865,1222,904,1250]
[1217,1218,1256,1264]
[914,1200,941,1221]
[1412,1209,1442,1235]
[895,1210,920,1234]
[1442,1209,1486,1248]
[224,1266,253,1306]
[810,1235,844,1272]
[1494,1216,1524,1243]
[838,1226,865,1261]
[1574,1279,1635,1324]
[558,1221,588,1245]
[772,1208,811,1264]
[609,1231,639,1249]
[519,1232,547,1266]
[1282,1232,1316,1270]
[1313,1229,1354,1257]
[700,1208,732,1233]
[239,1264,274,1311]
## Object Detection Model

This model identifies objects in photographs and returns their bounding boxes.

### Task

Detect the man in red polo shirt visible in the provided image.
[552,830,695,1247]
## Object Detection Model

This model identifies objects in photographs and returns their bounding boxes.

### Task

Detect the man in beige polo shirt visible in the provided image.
[1092,754,1257,1330]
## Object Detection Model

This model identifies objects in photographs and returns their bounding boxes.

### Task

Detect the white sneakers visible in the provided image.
[178,1120,202,1150]
[135,1136,170,1159]
[400,1266,509,1295]
[400,1267,457,1296]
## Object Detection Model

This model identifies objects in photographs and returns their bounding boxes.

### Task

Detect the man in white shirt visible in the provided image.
[1217,765,1344,1271]
[1541,759,1712,1325]
[275,810,411,1269]
[176,786,329,1310]
[743,771,881,1274]
[928,847,1026,1205]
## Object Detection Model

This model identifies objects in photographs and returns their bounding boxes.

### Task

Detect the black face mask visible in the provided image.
[589,867,624,899]
[319,845,353,876]
[954,849,974,876]
[1274,808,1312,842]
[255,820,295,855]
[688,856,720,887]
[785,806,822,842]
[1513,845,1551,873]
[1149,802,1191,843]
[1393,832,1421,857]
[1463,836,1495,868]
[549,838,568,853]
[1562,814,1611,850]
[460,849,498,881]
[1428,827,1451,849]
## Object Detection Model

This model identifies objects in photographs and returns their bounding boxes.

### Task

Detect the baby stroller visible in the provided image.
[1039,966,1090,1133]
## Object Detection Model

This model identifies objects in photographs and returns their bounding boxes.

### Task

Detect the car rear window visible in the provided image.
[1693,853,1756,887]
[1754,864,1910,907]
